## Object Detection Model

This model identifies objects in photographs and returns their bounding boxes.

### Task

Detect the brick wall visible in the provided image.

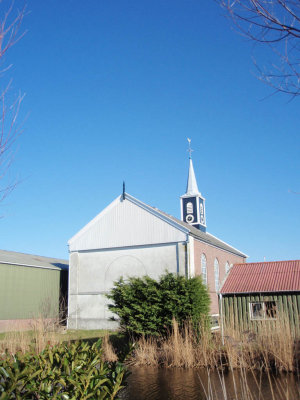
[193,239,246,314]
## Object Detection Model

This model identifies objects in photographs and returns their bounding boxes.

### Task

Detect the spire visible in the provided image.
[185,139,200,195]
[180,138,206,232]
[186,158,200,195]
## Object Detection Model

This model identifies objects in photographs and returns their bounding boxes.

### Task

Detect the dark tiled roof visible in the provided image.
[151,207,247,258]
[0,249,68,270]
[220,260,300,294]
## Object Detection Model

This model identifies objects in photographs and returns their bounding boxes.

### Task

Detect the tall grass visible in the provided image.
[102,333,118,362]
[223,313,296,372]
[0,319,118,362]
[132,319,220,368]
[129,318,299,373]
[0,317,62,355]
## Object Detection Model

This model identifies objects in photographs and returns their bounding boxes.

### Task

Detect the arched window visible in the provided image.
[214,258,220,291]
[225,261,230,274]
[186,202,193,214]
[201,253,207,285]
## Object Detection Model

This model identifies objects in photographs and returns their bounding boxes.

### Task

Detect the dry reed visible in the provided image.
[199,364,300,400]
[102,334,118,362]
[0,317,61,355]
[128,318,299,373]
[223,314,296,372]
[133,335,159,366]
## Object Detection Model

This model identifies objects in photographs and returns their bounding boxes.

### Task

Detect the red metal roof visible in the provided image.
[220,260,300,294]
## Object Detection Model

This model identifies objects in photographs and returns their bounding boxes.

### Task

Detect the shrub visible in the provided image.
[107,272,210,336]
[0,340,127,399]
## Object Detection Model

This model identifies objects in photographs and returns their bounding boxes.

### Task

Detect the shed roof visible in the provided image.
[0,249,68,271]
[220,260,300,294]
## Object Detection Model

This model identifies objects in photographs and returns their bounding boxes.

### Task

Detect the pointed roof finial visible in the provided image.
[187,138,193,159]
[122,181,125,200]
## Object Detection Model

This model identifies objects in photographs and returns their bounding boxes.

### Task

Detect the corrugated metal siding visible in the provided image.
[0,263,60,319]
[221,293,300,336]
[221,260,300,294]
[69,197,187,251]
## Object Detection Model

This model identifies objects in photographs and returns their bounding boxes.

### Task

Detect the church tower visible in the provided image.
[180,139,206,232]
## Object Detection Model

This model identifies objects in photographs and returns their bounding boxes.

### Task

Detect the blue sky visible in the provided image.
[0,0,299,262]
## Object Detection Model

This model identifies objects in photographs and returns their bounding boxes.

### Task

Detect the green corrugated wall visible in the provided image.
[0,263,61,319]
[221,293,300,337]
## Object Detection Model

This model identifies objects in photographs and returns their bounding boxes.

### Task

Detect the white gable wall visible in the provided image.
[67,195,188,330]
[68,196,187,252]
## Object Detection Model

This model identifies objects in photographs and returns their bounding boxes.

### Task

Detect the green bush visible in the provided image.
[107,272,210,336]
[0,340,127,400]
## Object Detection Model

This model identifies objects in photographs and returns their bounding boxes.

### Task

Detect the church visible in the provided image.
[67,151,247,330]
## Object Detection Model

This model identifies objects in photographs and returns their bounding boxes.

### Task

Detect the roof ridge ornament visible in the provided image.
[187,138,193,159]
[122,181,125,200]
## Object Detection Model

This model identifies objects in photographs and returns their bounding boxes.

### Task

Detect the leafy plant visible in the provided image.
[0,340,128,399]
[107,272,210,336]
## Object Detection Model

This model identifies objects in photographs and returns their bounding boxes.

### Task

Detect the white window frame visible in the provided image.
[249,301,277,320]
[225,261,230,274]
[186,202,193,214]
[210,314,220,331]
[214,258,219,292]
[201,253,207,286]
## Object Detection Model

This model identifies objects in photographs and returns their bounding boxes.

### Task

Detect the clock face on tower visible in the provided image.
[186,214,194,223]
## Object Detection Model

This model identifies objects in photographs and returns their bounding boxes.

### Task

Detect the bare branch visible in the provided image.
[219,0,300,96]
[0,1,26,204]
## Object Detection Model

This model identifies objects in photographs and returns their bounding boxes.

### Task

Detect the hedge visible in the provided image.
[107,272,210,336]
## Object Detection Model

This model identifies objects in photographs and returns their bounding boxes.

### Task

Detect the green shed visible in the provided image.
[0,250,68,332]
[219,260,300,337]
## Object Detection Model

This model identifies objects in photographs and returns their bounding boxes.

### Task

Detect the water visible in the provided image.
[121,366,300,400]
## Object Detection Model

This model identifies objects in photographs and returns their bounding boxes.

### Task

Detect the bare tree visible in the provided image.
[220,1,300,97]
[0,1,26,203]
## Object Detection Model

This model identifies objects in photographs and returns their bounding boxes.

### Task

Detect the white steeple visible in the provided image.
[180,138,206,232]
[186,158,200,195]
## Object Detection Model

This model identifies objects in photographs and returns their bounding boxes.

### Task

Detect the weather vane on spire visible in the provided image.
[187,138,193,159]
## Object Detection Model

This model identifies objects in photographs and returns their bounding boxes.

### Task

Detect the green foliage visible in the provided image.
[0,340,128,399]
[107,272,210,336]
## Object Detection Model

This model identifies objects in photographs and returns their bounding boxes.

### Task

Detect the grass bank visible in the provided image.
[0,318,120,356]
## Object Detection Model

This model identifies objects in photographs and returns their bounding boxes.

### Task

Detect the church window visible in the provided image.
[186,202,193,214]
[201,253,207,285]
[214,258,220,291]
[225,262,230,274]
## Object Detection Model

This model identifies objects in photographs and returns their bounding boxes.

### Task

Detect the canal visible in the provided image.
[121,366,300,400]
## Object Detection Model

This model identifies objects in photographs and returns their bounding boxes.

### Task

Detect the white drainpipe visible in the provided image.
[219,293,225,345]
[188,236,195,278]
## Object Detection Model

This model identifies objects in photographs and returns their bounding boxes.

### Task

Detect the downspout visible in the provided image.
[67,246,70,330]
[220,293,224,345]
[186,237,190,278]
[186,235,195,278]
[176,243,179,275]
[76,252,79,330]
